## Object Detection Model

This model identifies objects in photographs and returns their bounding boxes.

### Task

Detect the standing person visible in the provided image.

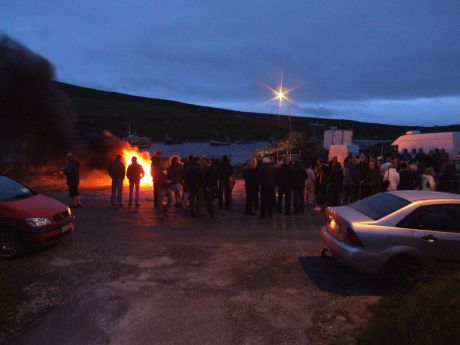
[168,156,183,207]
[150,151,163,208]
[326,157,343,206]
[357,155,370,199]
[305,162,316,207]
[218,155,234,209]
[275,159,294,215]
[181,155,194,209]
[63,153,81,208]
[342,157,359,204]
[293,161,307,214]
[185,156,203,217]
[108,154,125,208]
[421,167,436,191]
[363,161,381,196]
[313,159,329,211]
[398,162,416,190]
[258,157,276,218]
[382,162,400,191]
[438,163,458,193]
[204,157,218,218]
[242,158,259,215]
[155,158,173,219]
[127,156,145,207]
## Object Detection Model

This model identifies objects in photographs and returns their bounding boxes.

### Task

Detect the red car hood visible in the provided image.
[0,194,68,219]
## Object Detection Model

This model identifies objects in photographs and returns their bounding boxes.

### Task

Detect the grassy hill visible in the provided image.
[58,82,460,141]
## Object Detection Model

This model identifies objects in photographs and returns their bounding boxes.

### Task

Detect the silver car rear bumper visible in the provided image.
[320,226,384,274]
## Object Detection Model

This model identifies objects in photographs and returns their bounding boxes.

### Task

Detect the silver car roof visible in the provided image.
[387,190,460,202]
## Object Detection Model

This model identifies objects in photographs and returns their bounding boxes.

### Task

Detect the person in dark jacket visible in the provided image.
[218,155,234,209]
[204,157,218,217]
[342,157,359,204]
[63,153,81,208]
[292,161,307,214]
[108,154,126,208]
[258,157,276,218]
[363,161,381,196]
[185,156,204,217]
[398,162,416,190]
[275,159,294,215]
[326,157,343,206]
[155,158,173,218]
[168,156,183,206]
[243,158,259,215]
[438,163,459,193]
[313,159,329,211]
[127,156,145,207]
[150,151,163,208]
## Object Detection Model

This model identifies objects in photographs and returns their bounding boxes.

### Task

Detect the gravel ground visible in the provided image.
[0,181,382,345]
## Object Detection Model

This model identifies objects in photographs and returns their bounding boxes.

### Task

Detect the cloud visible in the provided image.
[2,0,460,125]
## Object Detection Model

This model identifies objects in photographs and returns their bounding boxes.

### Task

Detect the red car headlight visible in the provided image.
[25,217,52,228]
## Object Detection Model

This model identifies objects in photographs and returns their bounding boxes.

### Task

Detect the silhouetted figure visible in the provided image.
[185,156,203,217]
[342,157,359,204]
[438,164,458,193]
[292,161,307,214]
[363,161,381,196]
[63,153,81,208]
[243,159,259,215]
[276,159,294,215]
[258,157,276,218]
[155,158,173,219]
[127,156,145,206]
[150,151,163,208]
[108,154,125,208]
[204,157,218,217]
[398,162,416,190]
[326,157,343,206]
[218,155,234,209]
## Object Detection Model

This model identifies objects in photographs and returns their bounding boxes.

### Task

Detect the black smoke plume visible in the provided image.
[0,35,76,174]
[83,130,125,170]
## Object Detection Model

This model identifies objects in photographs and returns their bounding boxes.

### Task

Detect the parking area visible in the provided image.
[1,181,382,345]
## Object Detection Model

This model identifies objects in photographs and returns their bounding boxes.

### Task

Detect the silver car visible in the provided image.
[320,191,460,277]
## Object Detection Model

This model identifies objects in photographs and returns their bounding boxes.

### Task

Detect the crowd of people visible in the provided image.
[62,147,459,219]
[106,152,235,219]
[308,147,459,211]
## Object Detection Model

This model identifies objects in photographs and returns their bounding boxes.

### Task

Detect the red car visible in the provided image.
[0,175,76,259]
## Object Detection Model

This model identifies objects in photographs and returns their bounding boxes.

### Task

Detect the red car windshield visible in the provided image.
[350,193,410,220]
[0,176,35,201]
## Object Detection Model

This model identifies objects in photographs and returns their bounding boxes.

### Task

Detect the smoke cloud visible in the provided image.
[0,35,76,172]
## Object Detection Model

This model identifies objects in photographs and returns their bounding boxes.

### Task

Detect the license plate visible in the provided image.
[61,223,73,234]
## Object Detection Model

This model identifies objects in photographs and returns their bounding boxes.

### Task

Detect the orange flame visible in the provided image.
[122,144,152,187]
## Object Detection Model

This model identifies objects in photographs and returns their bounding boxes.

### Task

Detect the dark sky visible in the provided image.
[2,0,460,125]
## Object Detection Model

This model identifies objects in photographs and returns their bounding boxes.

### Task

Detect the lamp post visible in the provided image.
[274,86,291,140]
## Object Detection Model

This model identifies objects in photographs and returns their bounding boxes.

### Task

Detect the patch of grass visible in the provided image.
[359,271,460,345]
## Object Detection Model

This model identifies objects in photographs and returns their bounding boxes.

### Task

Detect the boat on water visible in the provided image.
[122,124,151,149]
[209,137,233,146]
[164,133,183,145]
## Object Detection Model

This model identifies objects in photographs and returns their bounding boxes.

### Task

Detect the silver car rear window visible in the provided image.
[350,193,410,220]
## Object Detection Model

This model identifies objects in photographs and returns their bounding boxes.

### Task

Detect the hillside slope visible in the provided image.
[58,82,460,141]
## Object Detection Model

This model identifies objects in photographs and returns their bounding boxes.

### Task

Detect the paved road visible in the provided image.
[1,181,381,345]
